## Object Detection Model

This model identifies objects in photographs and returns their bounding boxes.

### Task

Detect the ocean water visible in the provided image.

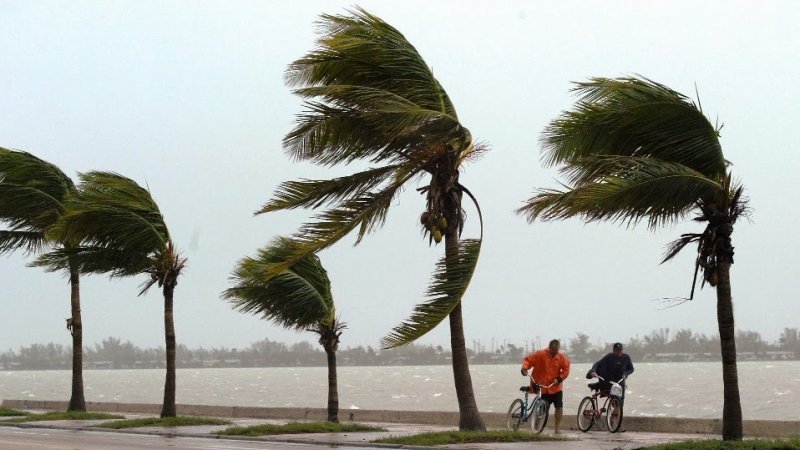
[1,361,797,419]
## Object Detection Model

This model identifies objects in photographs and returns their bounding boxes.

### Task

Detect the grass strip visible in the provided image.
[7,411,124,423]
[217,421,385,437]
[374,430,569,446]
[0,408,30,417]
[643,439,800,450]
[96,416,231,429]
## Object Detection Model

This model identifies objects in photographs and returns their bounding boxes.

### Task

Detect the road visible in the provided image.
[0,427,386,450]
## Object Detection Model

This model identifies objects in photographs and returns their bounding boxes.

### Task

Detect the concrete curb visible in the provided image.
[3,399,800,438]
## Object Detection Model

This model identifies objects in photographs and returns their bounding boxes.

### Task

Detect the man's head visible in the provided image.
[612,342,623,356]
[548,339,560,356]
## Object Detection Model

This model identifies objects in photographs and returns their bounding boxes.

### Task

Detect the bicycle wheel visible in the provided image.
[577,396,595,432]
[530,398,549,433]
[606,396,624,433]
[506,399,525,430]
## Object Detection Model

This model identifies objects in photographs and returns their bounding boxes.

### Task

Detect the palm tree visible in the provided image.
[224,237,345,422]
[258,8,487,430]
[40,171,186,417]
[517,76,748,440]
[0,148,87,412]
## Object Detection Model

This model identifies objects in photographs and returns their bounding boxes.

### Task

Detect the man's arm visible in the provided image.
[558,354,571,382]
[521,352,535,376]
[586,360,599,379]
[624,355,634,377]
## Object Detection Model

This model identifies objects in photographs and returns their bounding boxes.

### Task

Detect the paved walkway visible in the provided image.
[0,411,717,449]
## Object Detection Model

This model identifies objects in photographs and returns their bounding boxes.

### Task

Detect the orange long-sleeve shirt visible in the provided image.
[521,349,571,395]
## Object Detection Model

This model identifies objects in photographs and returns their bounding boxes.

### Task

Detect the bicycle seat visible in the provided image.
[519,386,532,393]
[587,382,611,396]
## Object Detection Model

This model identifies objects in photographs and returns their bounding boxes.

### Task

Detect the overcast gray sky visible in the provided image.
[1,1,798,354]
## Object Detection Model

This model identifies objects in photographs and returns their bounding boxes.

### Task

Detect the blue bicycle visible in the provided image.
[506,381,554,433]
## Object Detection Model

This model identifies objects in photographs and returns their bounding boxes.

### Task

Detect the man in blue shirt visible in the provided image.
[586,342,634,405]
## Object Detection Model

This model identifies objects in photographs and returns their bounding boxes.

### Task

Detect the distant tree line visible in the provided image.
[2,327,798,371]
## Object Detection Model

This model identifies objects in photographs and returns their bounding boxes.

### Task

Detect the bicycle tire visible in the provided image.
[530,398,549,433]
[577,396,595,432]
[606,396,623,433]
[506,398,525,430]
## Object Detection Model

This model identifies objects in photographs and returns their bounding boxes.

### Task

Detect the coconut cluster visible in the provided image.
[420,211,447,244]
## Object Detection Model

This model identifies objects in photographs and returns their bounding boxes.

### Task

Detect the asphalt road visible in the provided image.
[0,427,387,450]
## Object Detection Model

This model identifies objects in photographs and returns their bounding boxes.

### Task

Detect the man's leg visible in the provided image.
[554,407,563,434]
[552,391,564,434]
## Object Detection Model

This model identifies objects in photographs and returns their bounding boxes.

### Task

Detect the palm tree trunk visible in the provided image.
[716,260,742,440]
[160,284,177,418]
[67,267,86,412]
[445,228,486,431]
[324,343,339,422]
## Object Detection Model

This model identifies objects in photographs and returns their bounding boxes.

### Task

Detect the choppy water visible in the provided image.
[2,361,797,419]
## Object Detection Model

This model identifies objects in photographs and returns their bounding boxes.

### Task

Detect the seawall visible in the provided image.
[3,399,798,437]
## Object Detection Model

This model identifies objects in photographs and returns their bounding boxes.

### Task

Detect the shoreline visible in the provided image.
[3,399,799,438]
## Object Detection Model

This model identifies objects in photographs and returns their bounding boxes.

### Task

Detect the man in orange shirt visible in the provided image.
[520,339,571,434]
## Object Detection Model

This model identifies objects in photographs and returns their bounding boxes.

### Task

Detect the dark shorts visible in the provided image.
[541,391,563,409]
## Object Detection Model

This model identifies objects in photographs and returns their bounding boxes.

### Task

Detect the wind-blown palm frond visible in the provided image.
[519,157,726,229]
[54,172,168,255]
[224,237,334,330]
[282,7,467,168]
[381,238,481,348]
[0,230,46,254]
[541,77,727,179]
[662,233,703,264]
[288,8,456,114]
[0,149,75,254]
[258,178,410,283]
[258,165,400,213]
[31,246,151,277]
[0,184,66,234]
[51,171,183,295]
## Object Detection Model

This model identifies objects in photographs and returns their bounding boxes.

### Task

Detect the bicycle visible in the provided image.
[506,380,555,433]
[576,375,625,433]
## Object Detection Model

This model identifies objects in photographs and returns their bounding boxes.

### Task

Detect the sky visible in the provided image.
[1,1,798,355]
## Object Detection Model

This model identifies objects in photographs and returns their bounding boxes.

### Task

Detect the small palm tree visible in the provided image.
[0,148,87,412]
[41,171,186,417]
[224,237,345,422]
[518,76,748,440]
[258,8,487,430]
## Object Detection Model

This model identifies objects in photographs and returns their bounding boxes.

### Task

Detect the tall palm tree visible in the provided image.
[0,148,87,412]
[518,76,748,440]
[258,8,488,430]
[224,237,346,422]
[40,171,186,417]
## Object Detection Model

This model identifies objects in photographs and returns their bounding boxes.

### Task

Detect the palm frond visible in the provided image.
[541,76,727,179]
[258,165,399,214]
[518,157,726,229]
[287,7,456,116]
[282,7,467,167]
[55,172,169,257]
[284,96,463,167]
[0,149,75,254]
[662,233,703,264]
[0,148,75,205]
[381,238,482,348]
[0,184,66,232]
[258,180,408,283]
[31,246,150,276]
[0,230,46,255]
[224,237,334,330]
[726,178,750,223]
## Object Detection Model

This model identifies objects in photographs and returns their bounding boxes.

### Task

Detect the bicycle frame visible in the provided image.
[507,378,556,433]
[577,375,625,433]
